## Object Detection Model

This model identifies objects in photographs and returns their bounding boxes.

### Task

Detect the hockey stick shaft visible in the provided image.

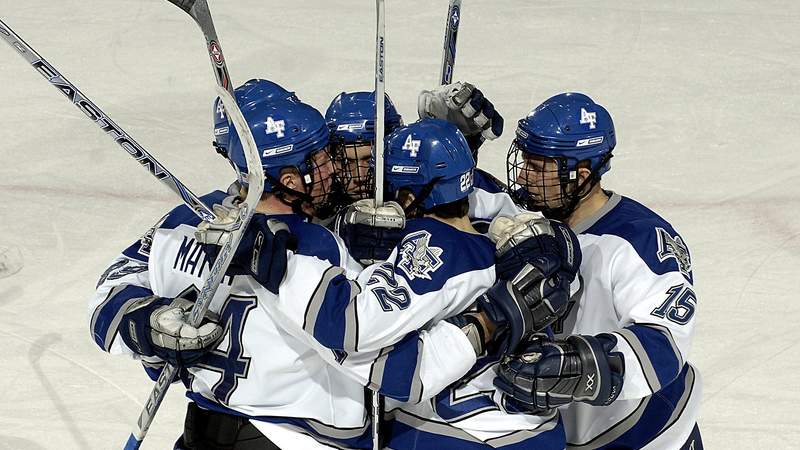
[439,0,462,85]
[0,19,217,223]
[166,0,233,95]
[373,0,386,207]
[125,2,264,448]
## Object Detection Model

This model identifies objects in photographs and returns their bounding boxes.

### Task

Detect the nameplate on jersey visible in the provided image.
[656,227,692,277]
[397,230,444,281]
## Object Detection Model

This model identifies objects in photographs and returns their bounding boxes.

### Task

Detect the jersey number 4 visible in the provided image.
[651,284,696,325]
[197,295,258,404]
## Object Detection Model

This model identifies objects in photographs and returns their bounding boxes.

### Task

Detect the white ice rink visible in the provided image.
[1,0,799,448]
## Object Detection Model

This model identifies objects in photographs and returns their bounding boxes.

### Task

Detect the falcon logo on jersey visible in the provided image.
[398,231,444,281]
[656,228,692,277]
[337,120,367,132]
[580,108,597,129]
[402,134,421,157]
[265,116,285,138]
[96,258,148,288]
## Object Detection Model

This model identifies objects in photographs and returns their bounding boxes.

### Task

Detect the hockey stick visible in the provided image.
[0,19,218,223]
[124,2,263,448]
[439,0,462,85]
[373,0,386,207]
[371,1,387,447]
[165,0,233,95]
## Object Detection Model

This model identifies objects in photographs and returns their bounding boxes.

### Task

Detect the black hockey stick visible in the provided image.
[0,19,218,223]
[439,0,462,85]
[124,2,264,448]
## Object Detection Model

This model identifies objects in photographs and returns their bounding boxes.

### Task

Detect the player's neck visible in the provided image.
[256,194,294,215]
[427,214,480,234]
[566,185,609,228]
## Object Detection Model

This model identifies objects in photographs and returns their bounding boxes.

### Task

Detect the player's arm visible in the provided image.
[89,239,154,356]
[607,233,697,400]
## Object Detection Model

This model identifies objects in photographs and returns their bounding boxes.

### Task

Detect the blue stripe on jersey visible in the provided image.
[595,364,695,449]
[582,195,693,283]
[311,271,356,350]
[385,413,565,450]
[187,393,372,449]
[91,284,152,350]
[473,168,507,194]
[121,240,149,263]
[626,324,682,389]
[376,331,421,402]
[266,214,342,266]
[394,218,495,295]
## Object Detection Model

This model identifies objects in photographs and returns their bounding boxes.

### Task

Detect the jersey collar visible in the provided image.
[571,191,622,234]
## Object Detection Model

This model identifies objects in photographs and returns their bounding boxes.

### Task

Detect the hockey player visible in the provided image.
[498,93,702,449]
[89,88,565,449]
[266,118,583,449]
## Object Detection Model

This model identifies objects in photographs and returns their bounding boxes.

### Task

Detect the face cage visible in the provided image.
[301,146,341,214]
[330,139,376,203]
[506,141,583,221]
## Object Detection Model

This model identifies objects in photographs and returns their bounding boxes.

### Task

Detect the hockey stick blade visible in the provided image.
[124,86,264,450]
[439,0,462,85]
[0,19,217,223]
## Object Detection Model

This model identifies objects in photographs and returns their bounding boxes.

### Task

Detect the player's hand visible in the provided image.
[334,199,406,265]
[119,295,222,367]
[197,206,296,294]
[494,333,625,411]
[418,81,504,145]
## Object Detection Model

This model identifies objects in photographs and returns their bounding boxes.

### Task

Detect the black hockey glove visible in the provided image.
[118,295,222,367]
[198,207,296,294]
[333,199,406,265]
[494,333,625,412]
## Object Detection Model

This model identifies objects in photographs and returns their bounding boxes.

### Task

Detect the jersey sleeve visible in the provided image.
[468,189,526,220]
[88,239,153,356]
[274,246,494,355]
[606,230,696,400]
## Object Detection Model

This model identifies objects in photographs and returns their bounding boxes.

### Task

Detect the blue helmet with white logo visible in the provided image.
[384,118,475,211]
[213,79,300,157]
[514,92,615,175]
[507,92,616,220]
[325,91,403,144]
[224,98,331,199]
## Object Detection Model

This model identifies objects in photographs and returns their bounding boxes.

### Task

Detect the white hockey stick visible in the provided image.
[373,0,387,207]
[124,2,264,448]
[439,0,462,85]
[0,19,218,223]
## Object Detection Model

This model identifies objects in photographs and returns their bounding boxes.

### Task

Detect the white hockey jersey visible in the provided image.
[552,192,702,449]
[281,207,565,449]
[89,191,482,449]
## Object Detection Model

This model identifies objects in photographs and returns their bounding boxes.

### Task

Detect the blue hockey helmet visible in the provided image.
[325,91,403,144]
[507,92,616,219]
[384,118,475,212]
[225,98,334,212]
[213,79,300,157]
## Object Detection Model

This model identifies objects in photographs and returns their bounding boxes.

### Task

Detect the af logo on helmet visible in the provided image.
[265,116,286,138]
[580,108,597,130]
[402,134,421,157]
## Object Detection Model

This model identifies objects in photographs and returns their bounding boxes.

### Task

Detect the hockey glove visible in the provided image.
[494,333,625,412]
[197,205,296,294]
[118,295,223,367]
[418,81,504,154]
[333,199,406,265]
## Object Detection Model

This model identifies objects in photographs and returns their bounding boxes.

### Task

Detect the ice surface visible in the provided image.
[1,0,799,448]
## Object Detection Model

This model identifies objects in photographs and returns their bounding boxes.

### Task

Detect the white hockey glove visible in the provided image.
[418,81,504,141]
[334,199,406,265]
[119,296,223,367]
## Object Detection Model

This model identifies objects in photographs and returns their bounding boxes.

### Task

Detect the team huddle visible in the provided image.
[89,80,702,450]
